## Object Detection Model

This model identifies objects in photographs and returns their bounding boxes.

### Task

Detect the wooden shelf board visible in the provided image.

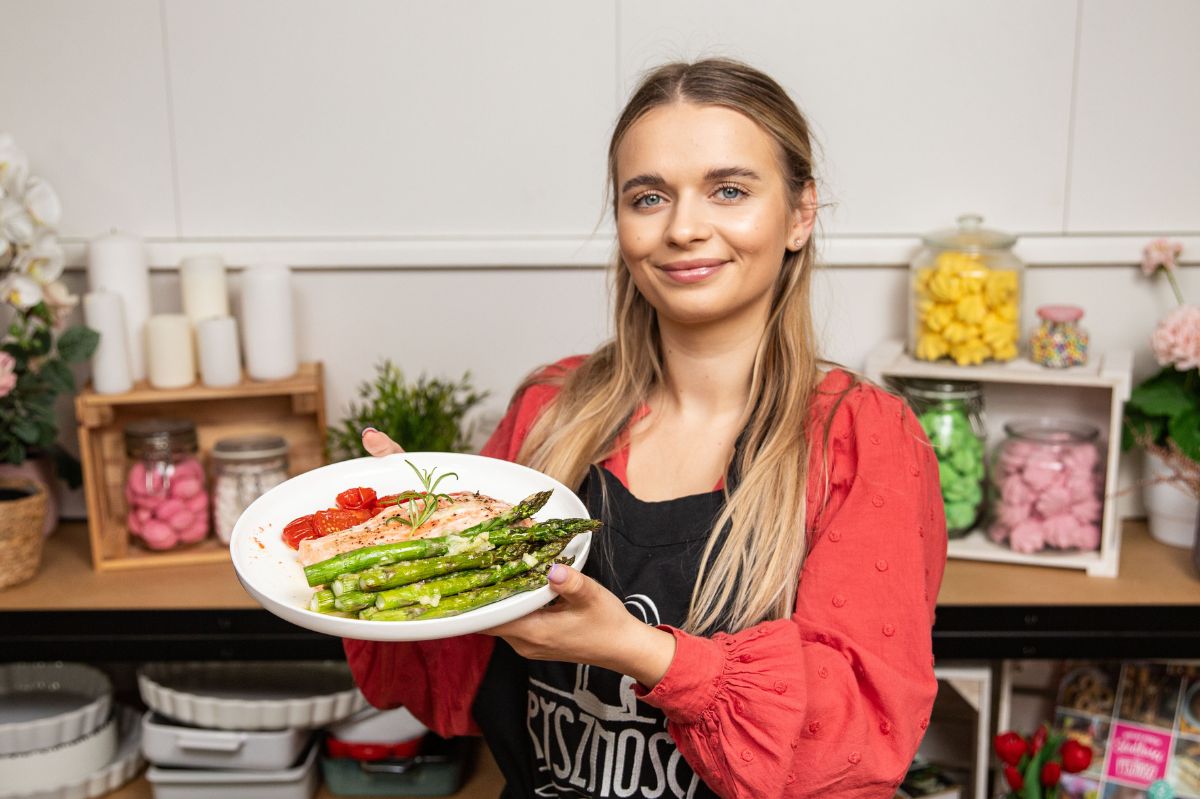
[76,363,322,408]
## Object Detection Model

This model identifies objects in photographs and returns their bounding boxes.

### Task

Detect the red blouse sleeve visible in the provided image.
[342,356,587,738]
[635,379,948,798]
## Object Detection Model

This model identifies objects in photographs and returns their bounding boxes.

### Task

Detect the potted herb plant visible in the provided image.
[327,359,488,462]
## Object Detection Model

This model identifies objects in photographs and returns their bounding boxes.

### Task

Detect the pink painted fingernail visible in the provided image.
[547,564,568,584]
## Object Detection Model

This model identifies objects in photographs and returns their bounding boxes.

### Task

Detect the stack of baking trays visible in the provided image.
[0,662,144,799]
[137,661,366,799]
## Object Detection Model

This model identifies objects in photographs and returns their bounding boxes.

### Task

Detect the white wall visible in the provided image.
[4,1,1198,517]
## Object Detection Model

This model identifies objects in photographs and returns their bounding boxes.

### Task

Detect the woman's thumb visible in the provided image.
[362,427,405,457]
[546,563,586,597]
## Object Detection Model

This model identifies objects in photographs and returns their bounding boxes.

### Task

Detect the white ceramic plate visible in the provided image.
[229,452,592,642]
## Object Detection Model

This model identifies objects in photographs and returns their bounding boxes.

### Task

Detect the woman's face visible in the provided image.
[614,102,814,329]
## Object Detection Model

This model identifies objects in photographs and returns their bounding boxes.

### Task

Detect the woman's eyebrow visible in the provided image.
[620,166,763,194]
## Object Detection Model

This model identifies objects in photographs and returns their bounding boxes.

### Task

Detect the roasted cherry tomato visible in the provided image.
[282,514,319,549]
[335,486,377,511]
[312,507,374,537]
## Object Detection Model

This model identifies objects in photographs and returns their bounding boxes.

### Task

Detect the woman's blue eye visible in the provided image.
[634,193,663,208]
[717,186,745,200]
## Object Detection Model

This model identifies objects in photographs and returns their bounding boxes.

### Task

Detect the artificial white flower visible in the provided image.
[1,273,43,309]
[0,196,34,246]
[23,175,61,227]
[0,134,29,197]
[42,278,78,327]
[14,231,64,283]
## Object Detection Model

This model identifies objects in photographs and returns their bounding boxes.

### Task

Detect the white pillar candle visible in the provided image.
[82,291,132,395]
[180,255,229,323]
[86,231,151,381]
[196,316,241,388]
[239,264,298,381]
[145,314,195,389]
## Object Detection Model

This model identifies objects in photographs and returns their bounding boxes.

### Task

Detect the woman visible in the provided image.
[347,58,947,798]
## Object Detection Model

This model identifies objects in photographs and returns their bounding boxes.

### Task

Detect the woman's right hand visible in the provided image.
[361,427,405,457]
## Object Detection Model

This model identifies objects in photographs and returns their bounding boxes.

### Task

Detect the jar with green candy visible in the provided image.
[893,378,987,537]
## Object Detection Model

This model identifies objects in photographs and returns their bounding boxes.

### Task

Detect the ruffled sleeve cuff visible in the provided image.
[632,625,727,724]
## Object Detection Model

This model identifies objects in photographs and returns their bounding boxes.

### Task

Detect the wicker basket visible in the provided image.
[0,478,48,590]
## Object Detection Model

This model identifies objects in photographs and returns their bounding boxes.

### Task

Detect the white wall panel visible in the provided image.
[619,0,1077,236]
[1068,0,1200,232]
[0,0,177,238]
[163,0,617,238]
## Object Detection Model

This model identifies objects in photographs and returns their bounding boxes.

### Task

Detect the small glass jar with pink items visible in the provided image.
[988,418,1104,554]
[123,418,210,550]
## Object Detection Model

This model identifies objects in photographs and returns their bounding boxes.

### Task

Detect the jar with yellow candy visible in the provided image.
[909,214,1023,365]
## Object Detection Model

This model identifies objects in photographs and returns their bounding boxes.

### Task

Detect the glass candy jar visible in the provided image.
[212,434,290,544]
[1030,304,1089,368]
[910,214,1024,365]
[895,378,987,538]
[989,418,1103,554]
[123,418,209,550]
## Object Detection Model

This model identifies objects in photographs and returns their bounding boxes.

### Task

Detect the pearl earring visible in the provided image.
[792,239,802,248]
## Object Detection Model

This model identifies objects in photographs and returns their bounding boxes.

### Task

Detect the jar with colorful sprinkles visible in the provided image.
[1030,304,1089,368]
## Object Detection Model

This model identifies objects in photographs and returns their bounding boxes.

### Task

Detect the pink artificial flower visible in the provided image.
[1142,238,1184,276]
[0,351,15,398]
[1151,305,1200,370]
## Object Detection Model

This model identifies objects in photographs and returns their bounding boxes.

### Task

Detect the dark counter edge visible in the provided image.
[3,605,1198,661]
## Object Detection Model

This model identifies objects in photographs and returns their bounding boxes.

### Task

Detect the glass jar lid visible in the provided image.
[895,377,983,401]
[124,418,198,458]
[922,213,1017,252]
[212,434,289,461]
[1003,417,1099,444]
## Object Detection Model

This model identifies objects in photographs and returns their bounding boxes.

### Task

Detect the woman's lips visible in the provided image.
[658,259,728,284]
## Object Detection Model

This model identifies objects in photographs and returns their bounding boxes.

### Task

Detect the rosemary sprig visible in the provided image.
[379,460,459,530]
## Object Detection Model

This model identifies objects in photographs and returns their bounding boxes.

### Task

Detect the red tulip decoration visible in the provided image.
[993,723,1094,799]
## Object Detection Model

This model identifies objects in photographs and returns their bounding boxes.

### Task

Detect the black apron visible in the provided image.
[473,464,729,798]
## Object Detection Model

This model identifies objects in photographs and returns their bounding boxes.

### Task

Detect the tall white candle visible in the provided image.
[86,231,151,381]
[197,316,241,388]
[180,255,229,323]
[240,264,298,381]
[145,314,195,389]
[82,291,132,395]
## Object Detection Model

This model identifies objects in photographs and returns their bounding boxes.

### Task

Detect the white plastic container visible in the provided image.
[147,740,318,799]
[141,711,313,771]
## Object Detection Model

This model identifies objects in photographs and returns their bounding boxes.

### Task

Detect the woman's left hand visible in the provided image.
[483,564,677,688]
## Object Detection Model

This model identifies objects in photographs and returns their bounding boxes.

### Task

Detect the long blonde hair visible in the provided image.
[515,59,832,633]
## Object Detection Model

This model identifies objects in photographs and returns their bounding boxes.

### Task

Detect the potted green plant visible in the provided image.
[1123,238,1200,548]
[327,359,488,461]
[0,133,99,537]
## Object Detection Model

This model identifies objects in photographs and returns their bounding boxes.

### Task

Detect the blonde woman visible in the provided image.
[347,59,947,798]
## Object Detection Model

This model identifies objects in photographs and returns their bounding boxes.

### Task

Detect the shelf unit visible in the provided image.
[865,340,1133,577]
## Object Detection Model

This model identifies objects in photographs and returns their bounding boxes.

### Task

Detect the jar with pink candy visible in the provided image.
[123,418,210,550]
[988,418,1104,554]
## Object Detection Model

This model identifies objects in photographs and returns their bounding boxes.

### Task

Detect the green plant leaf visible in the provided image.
[39,359,75,394]
[27,325,52,357]
[1128,368,1192,418]
[56,325,100,363]
[11,417,39,444]
[1123,413,1166,450]
[1169,408,1200,462]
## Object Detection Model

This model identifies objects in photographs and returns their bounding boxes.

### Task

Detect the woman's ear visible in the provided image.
[787,182,818,251]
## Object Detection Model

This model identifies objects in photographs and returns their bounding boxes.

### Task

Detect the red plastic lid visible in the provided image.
[326,735,424,761]
[1036,304,1084,323]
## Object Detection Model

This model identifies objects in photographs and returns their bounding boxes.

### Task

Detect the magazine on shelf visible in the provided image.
[1054,660,1200,799]
[894,760,963,799]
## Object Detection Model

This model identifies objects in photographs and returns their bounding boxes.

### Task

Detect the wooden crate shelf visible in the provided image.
[75,363,327,571]
[866,340,1132,577]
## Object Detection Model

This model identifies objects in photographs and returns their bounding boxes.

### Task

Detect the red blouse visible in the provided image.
[344,360,948,798]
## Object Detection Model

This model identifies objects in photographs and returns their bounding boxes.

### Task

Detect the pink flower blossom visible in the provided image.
[1151,305,1200,370]
[0,351,15,398]
[1142,238,1183,276]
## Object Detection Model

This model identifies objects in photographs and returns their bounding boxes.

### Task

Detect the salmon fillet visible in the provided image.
[296,491,516,566]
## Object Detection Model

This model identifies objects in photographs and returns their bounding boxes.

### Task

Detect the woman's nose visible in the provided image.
[664,194,712,247]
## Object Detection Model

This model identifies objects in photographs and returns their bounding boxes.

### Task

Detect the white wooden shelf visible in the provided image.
[865,340,1133,577]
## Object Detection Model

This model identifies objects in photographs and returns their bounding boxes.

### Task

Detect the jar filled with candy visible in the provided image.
[895,378,987,538]
[212,434,290,544]
[123,418,209,550]
[1030,304,1089,368]
[909,214,1023,365]
[989,418,1103,554]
